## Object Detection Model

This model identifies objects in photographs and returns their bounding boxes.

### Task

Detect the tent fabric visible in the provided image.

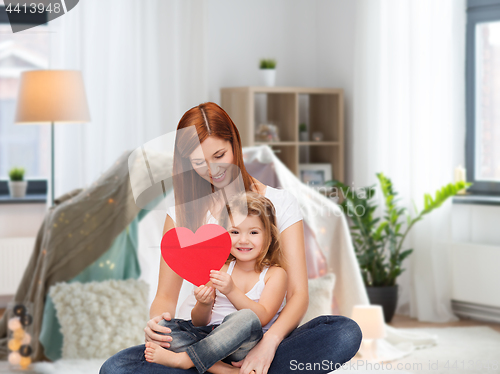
[39,213,146,361]
[0,150,161,361]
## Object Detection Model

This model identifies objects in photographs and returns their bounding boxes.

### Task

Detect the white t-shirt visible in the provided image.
[166,185,303,321]
[165,185,303,234]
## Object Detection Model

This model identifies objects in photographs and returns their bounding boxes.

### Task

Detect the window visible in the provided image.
[466,0,500,195]
[0,8,50,180]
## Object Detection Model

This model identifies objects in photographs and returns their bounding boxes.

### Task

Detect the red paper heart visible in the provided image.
[161,224,232,286]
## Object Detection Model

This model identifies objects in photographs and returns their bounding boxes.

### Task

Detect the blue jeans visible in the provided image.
[100,315,362,374]
[159,309,263,373]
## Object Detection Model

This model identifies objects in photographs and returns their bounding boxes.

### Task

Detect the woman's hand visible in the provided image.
[210,270,235,295]
[194,285,215,305]
[144,312,173,348]
[232,334,281,374]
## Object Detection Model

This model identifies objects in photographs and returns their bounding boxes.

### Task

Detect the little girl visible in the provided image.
[144,192,287,374]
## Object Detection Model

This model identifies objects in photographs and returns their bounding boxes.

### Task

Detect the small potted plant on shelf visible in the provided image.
[8,167,27,198]
[259,58,276,87]
[325,173,471,323]
[299,123,308,141]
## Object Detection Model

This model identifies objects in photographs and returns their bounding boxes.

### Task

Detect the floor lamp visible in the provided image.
[14,70,91,206]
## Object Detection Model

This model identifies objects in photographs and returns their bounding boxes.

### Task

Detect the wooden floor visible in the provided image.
[388,313,500,333]
[1,307,499,333]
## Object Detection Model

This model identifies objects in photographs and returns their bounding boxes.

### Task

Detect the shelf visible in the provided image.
[221,86,344,95]
[221,87,344,181]
[298,141,340,146]
[255,141,296,146]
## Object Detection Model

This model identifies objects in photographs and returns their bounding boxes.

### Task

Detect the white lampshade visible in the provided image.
[15,70,90,123]
[351,305,386,340]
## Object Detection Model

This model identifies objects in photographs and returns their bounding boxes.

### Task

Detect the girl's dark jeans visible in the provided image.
[100,315,362,374]
[160,309,263,373]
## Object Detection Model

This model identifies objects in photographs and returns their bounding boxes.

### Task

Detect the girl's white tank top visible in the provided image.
[208,260,285,332]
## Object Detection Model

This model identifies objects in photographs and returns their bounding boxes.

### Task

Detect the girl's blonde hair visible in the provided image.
[220,191,285,272]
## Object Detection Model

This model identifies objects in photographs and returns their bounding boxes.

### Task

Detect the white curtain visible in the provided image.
[352,0,466,322]
[49,0,208,198]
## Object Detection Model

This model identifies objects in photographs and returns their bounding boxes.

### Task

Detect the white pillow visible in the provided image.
[49,279,149,359]
[300,273,336,326]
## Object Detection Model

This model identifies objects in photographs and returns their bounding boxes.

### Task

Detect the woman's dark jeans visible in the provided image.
[99,315,362,374]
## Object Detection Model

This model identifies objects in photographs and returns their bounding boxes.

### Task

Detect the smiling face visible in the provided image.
[228,213,267,264]
[188,136,235,188]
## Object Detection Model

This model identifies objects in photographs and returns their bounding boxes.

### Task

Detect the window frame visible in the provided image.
[466,0,500,195]
[0,5,49,200]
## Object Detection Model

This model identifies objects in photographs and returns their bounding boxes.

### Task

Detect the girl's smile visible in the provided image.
[229,213,266,264]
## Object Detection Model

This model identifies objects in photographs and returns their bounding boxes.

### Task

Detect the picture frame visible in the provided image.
[299,163,332,187]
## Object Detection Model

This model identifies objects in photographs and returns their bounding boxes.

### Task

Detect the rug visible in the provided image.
[343,326,500,374]
[0,327,498,374]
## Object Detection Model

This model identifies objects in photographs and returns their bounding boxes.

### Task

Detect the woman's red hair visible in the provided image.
[172,102,257,231]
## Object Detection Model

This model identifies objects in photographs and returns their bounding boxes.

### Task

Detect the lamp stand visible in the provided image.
[51,121,55,206]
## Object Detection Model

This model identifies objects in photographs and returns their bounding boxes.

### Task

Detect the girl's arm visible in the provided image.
[191,284,215,326]
[210,266,287,327]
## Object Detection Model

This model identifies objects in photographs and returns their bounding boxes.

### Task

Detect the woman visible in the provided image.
[100,103,362,374]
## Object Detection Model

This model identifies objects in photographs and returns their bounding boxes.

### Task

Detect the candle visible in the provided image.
[454,165,466,195]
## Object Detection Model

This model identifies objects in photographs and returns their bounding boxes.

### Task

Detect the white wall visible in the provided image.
[207,0,319,102]
[207,0,358,183]
[316,0,357,184]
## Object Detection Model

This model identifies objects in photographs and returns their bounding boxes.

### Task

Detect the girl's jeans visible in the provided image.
[100,315,362,374]
[159,309,263,373]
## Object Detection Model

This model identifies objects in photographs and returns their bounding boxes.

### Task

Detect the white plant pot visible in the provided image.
[8,181,27,198]
[260,69,276,87]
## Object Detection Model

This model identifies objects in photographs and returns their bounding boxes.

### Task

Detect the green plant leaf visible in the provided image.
[8,167,25,181]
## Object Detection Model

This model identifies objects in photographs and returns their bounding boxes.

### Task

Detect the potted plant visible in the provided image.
[259,58,276,87]
[299,123,308,141]
[325,173,471,322]
[8,167,27,198]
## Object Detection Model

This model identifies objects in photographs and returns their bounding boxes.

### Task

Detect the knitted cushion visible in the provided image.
[49,279,148,359]
[300,273,336,326]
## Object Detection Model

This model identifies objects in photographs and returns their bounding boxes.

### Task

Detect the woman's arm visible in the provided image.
[237,220,308,374]
[262,221,308,340]
[211,267,287,326]
[144,214,184,347]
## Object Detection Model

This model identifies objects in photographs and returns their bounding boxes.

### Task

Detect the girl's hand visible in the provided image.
[194,285,215,305]
[232,334,280,374]
[210,270,235,295]
[144,312,173,348]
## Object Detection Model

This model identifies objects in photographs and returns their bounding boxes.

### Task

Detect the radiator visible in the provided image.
[451,241,500,322]
[0,237,35,306]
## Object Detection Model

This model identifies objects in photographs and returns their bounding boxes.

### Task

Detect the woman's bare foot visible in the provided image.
[144,342,192,369]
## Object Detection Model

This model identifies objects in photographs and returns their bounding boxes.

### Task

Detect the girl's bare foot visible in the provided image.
[207,361,241,374]
[144,342,192,369]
